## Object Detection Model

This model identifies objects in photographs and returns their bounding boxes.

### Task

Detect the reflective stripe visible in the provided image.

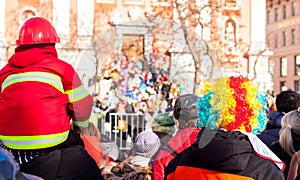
[1,72,64,93]
[73,119,89,128]
[0,131,69,150]
[65,85,89,103]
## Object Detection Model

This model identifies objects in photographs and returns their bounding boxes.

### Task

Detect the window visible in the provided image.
[275,34,278,48]
[267,10,270,24]
[295,81,300,92]
[275,8,278,22]
[151,0,169,6]
[283,5,286,19]
[280,81,287,91]
[123,0,144,5]
[283,31,286,46]
[270,0,273,7]
[292,29,296,44]
[96,0,115,3]
[19,8,38,28]
[292,2,296,16]
[295,55,300,75]
[280,57,287,76]
[225,0,237,7]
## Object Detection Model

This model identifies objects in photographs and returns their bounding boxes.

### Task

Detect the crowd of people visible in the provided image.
[1,17,300,180]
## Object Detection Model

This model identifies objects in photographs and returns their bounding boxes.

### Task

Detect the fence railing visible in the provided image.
[97,113,147,150]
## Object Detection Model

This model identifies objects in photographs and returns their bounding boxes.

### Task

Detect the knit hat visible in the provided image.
[173,94,199,121]
[132,131,161,158]
[152,112,175,135]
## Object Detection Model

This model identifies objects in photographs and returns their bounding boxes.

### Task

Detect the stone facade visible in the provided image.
[0,0,270,95]
[266,0,300,95]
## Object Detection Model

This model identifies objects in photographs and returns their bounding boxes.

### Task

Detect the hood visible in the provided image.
[267,111,285,128]
[168,127,200,154]
[190,129,253,172]
[8,45,58,67]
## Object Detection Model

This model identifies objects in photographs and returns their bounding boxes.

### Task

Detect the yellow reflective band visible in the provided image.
[0,131,69,150]
[2,72,64,93]
[65,85,89,103]
[73,119,89,128]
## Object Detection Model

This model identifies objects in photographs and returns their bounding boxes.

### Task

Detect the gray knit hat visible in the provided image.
[152,112,175,135]
[132,131,161,158]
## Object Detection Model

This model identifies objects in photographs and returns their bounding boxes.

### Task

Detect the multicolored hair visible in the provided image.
[196,76,267,135]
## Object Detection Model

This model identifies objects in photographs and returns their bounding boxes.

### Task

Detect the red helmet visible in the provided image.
[16,17,60,45]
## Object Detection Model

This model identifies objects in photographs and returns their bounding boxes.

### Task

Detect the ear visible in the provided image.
[175,119,180,128]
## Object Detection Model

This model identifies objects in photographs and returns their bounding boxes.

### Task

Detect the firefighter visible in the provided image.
[0,17,103,179]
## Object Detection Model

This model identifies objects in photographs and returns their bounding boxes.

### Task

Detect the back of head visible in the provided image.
[276,90,300,113]
[16,17,60,45]
[279,110,300,157]
[173,94,199,129]
[132,131,161,158]
[152,112,175,135]
[80,122,100,138]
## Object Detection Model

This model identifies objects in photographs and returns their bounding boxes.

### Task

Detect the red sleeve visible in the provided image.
[153,150,175,180]
[62,63,93,128]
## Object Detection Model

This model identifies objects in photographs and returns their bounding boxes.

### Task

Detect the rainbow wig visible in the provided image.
[196,76,267,135]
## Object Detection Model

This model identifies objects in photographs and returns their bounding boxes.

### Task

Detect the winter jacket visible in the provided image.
[258,111,285,147]
[269,139,300,178]
[152,127,201,180]
[20,145,104,180]
[0,45,93,150]
[165,129,285,180]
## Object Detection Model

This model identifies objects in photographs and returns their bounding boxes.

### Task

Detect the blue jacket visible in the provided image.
[257,111,285,147]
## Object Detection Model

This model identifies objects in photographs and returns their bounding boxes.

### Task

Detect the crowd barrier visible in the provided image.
[97,113,147,150]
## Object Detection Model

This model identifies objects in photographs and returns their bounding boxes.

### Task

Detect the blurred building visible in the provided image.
[0,0,271,94]
[266,0,300,95]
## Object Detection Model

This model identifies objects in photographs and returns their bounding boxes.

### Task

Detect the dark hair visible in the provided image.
[276,90,300,113]
[173,94,198,122]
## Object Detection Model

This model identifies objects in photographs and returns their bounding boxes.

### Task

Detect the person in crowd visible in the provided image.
[151,112,175,146]
[131,131,161,167]
[73,122,103,168]
[153,94,201,180]
[164,76,285,180]
[106,95,134,149]
[0,147,43,180]
[102,131,160,179]
[258,90,300,147]
[0,17,103,179]
[269,110,300,178]
[100,133,126,167]
[150,112,175,167]
[287,150,300,180]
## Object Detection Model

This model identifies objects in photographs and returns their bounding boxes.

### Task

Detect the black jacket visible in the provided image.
[165,129,285,180]
[20,145,104,180]
[258,111,285,147]
[269,139,300,178]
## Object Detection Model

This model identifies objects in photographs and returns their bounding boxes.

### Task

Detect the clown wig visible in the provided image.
[196,76,267,135]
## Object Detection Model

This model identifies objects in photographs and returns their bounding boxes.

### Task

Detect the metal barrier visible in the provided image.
[98,113,147,150]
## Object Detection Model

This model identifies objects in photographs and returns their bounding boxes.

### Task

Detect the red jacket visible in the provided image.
[153,127,201,180]
[0,45,93,150]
